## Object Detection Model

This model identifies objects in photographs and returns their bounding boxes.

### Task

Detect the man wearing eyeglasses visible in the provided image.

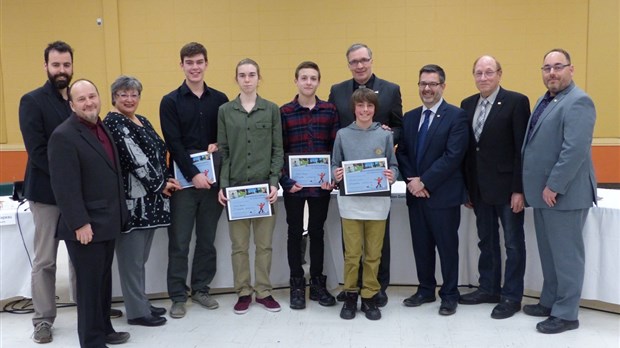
[396,64,468,316]
[521,48,596,334]
[459,55,530,320]
[329,43,403,307]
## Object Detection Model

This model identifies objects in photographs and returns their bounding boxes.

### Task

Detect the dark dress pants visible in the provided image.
[167,188,223,302]
[408,200,460,302]
[284,195,330,278]
[66,239,115,348]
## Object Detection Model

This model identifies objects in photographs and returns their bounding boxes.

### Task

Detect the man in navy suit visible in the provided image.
[459,55,530,319]
[18,41,76,344]
[522,49,597,334]
[329,43,403,306]
[396,64,468,316]
[49,79,130,347]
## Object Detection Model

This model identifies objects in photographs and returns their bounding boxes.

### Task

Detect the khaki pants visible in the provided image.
[228,205,277,299]
[341,218,386,299]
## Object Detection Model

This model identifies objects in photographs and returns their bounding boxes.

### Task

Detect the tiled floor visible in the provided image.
[2,285,619,348]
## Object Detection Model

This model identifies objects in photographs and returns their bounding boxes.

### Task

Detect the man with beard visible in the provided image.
[19,41,76,344]
[19,41,122,344]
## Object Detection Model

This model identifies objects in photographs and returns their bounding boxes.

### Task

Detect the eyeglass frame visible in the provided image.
[473,70,500,79]
[115,93,140,100]
[417,81,443,89]
[541,64,571,73]
[348,57,372,66]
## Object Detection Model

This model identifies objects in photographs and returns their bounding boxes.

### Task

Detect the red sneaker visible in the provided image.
[233,295,252,314]
[256,295,281,312]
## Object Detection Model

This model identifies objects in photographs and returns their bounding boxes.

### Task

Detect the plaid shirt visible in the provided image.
[280,96,339,197]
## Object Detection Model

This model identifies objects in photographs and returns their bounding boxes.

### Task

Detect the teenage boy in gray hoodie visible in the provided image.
[331,88,399,321]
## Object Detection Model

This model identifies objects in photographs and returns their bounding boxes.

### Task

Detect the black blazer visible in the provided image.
[48,114,128,242]
[18,81,71,204]
[396,100,469,208]
[328,75,403,144]
[460,87,530,205]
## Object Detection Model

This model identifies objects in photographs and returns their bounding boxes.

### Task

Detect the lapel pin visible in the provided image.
[497,102,502,105]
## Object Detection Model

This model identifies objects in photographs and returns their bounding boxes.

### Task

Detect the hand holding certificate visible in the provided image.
[341,157,391,195]
[173,151,216,188]
[288,154,331,187]
[224,183,272,221]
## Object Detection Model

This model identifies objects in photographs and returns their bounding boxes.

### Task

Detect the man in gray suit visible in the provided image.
[329,43,403,306]
[522,48,597,334]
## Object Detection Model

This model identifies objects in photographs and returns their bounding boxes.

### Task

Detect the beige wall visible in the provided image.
[1,0,618,148]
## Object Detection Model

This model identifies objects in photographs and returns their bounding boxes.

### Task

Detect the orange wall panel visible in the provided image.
[2,146,618,185]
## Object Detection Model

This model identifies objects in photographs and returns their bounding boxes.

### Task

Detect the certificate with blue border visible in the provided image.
[225,183,272,221]
[341,157,390,195]
[288,154,331,187]
[173,151,216,188]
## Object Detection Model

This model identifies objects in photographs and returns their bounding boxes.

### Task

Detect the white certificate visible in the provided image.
[341,157,390,195]
[173,151,216,188]
[288,154,331,187]
[225,183,272,221]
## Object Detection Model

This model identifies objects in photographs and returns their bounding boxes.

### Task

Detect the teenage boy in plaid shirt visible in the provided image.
[280,61,340,310]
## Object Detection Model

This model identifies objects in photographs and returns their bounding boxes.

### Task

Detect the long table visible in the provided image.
[1,186,618,306]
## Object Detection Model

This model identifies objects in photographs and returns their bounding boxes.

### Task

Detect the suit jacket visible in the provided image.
[461,87,530,205]
[328,75,403,144]
[48,114,128,242]
[522,82,597,209]
[18,81,71,204]
[396,100,469,208]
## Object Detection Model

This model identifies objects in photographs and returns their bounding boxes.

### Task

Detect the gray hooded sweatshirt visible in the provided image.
[332,121,399,220]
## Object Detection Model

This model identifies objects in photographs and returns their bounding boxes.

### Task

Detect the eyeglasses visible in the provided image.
[541,64,570,73]
[116,93,140,100]
[473,70,499,79]
[418,82,442,89]
[348,58,372,66]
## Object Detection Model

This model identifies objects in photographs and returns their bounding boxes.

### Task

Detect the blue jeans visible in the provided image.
[473,201,525,302]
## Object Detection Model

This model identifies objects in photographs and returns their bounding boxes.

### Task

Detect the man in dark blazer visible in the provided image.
[522,49,597,334]
[48,79,130,347]
[329,43,403,306]
[18,40,77,344]
[459,55,530,319]
[396,64,468,316]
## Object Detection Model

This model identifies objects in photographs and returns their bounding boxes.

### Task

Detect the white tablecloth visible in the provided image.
[1,187,618,305]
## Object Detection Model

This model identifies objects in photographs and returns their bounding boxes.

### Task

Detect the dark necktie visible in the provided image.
[416,109,432,167]
[527,96,552,141]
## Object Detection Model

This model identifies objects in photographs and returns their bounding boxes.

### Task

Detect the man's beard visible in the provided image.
[48,71,72,90]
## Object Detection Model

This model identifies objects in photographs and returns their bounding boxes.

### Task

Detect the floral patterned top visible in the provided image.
[103,111,171,232]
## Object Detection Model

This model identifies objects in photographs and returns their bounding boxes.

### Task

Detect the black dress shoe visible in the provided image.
[439,300,457,316]
[403,293,436,307]
[458,289,500,305]
[523,303,552,317]
[536,316,579,334]
[109,308,123,319]
[150,305,167,316]
[105,331,130,345]
[491,299,521,319]
[374,289,388,308]
[128,314,167,327]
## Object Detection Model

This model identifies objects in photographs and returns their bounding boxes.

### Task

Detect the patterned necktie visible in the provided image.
[473,99,489,142]
[527,96,552,141]
[416,109,432,167]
